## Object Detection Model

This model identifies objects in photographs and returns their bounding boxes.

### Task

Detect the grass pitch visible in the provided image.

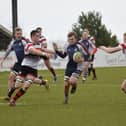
[0,67,126,126]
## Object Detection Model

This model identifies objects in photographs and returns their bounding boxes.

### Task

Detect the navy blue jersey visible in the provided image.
[66,44,80,69]
[13,40,25,63]
[56,43,85,77]
[79,39,92,61]
[79,39,90,53]
[4,39,27,64]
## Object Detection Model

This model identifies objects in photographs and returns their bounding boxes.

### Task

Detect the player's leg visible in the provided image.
[9,74,35,106]
[69,69,81,94]
[34,77,49,90]
[69,76,78,94]
[121,80,126,93]
[64,77,70,104]
[9,66,37,106]
[4,63,20,100]
[44,59,57,82]
[91,64,97,80]
[7,75,25,100]
[8,71,17,91]
[82,70,89,82]
[5,71,17,100]
[7,63,25,99]
[82,61,90,81]
[88,67,91,76]
[63,67,72,104]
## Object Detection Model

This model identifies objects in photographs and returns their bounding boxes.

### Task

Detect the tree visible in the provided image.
[72,11,118,47]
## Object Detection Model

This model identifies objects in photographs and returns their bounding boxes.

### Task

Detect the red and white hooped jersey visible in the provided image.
[22,42,42,69]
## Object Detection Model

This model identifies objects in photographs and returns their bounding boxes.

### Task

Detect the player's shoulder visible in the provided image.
[8,39,17,48]
[10,38,15,44]
[26,42,33,46]
[25,42,33,50]
[76,42,83,49]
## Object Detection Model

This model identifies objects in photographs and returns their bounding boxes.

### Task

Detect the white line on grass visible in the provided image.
[0,102,26,106]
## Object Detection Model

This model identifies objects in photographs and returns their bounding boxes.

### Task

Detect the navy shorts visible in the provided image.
[11,62,22,74]
[64,67,82,81]
[65,68,76,77]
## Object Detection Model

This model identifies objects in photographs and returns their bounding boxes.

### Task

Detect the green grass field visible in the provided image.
[0,67,126,126]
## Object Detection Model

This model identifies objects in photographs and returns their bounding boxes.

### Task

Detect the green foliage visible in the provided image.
[72,11,118,47]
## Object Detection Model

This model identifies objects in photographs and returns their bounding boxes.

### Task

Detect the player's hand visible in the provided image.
[52,42,58,51]
[41,52,52,59]
[46,53,53,58]
[76,57,84,63]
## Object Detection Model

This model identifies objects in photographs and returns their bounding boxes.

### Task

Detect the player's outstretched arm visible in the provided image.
[0,40,14,67]
[52,42,67,58]
[99,45,122,53]
[41,48,56,54]
[29,47,50,59]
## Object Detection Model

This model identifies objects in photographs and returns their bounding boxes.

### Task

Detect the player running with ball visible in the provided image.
[53,32,87,104]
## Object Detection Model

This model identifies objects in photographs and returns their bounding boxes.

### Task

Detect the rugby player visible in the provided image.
[53,32,86,104]
[36,27,57,83]
[9,30,53,106]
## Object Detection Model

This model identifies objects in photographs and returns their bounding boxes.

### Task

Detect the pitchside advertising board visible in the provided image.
[0,49,126,71]
[94,49,126,67]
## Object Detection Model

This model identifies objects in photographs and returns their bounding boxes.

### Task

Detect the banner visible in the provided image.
[94,49,126,67]
[0,49,126,71]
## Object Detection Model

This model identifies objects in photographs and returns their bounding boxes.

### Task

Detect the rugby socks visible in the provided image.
[92,68,97,79]
[13,88,25,101]
[88,68,91,76]
[83,70,88,79]
[71,84,77,94]
[8,87,16,98]
[49,67,56,77]
[90,64,97,79]
[64,85,69,98]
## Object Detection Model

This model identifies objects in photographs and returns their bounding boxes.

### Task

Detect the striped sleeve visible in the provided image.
[3,40,14,60]
[25,43,34,52]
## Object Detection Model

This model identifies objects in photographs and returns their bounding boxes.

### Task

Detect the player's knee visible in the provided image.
[69,72,79,84]
[24,79,33,89]
[15,76,24,88]
[64,82,69,87]
[69,77,77,85]
[8,73,16,81]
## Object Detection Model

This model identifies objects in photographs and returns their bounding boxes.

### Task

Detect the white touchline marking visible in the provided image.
[0,102,26,105]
